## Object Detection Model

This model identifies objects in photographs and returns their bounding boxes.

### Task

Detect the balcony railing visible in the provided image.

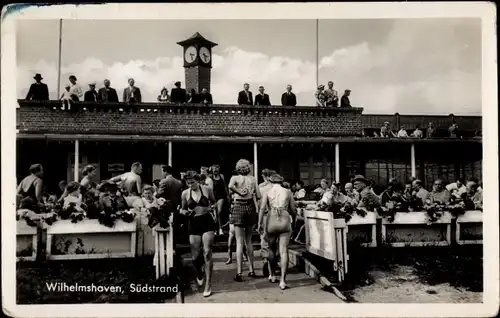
[16,100,481,140]
[17,100,364,137]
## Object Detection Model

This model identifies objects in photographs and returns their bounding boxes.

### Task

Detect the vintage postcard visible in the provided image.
[1,2,498,317]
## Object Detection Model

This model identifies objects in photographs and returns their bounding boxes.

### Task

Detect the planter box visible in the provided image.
[303,210,348,283]
[345,212,377,247]
[154,225,174,279]
[381,212,452,247]
[456,210,483,245]
[46,219,137,260]
[17,220,37,261]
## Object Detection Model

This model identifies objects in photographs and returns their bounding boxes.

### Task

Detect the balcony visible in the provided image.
[16,100,481,143]
[16,100,364,138]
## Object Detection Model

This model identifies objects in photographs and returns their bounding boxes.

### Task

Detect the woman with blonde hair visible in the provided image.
[228,159,261,281]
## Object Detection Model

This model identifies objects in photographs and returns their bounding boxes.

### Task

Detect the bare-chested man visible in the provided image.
[109,162,143,207]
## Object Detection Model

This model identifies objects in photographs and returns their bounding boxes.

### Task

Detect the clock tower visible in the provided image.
[177,32,218,94]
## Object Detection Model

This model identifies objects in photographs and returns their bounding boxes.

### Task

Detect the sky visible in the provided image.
[16,18,481,115]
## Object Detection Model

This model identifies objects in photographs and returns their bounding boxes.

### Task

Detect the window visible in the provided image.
[364,160,412,186]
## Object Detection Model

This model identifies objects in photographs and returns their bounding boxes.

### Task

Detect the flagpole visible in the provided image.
[316,19,319,88]
[56,19,62,99]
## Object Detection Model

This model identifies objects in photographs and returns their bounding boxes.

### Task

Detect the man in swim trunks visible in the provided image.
[109,162,143,208]
[17,163,44,211]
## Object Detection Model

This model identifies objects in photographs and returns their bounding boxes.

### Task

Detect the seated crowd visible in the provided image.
[372,121,477,139]
[287,174,483,243]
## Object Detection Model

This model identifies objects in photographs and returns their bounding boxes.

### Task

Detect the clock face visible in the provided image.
[199,47,211,63]
[184,46,197,63]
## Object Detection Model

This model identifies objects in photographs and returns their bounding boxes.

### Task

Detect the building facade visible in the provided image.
[16,33,482,192]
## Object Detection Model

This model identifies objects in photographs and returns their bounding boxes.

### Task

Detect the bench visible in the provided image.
[381,211,452,247]
[46,219,137,260]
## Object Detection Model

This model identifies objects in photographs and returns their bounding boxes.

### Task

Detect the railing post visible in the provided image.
[74,139,79,182]
[335,143,340,183]
[253,142,258,181]
[410,143,416,178]
[168,141,173,167]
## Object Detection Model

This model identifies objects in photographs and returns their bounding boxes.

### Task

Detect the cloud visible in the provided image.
[17,25,481,115]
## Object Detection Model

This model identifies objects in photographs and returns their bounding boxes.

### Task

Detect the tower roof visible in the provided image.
[177,32,218,48]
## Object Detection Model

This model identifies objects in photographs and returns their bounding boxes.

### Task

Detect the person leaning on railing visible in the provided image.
[199,88,213,106]
[157,87,170,102]
[465,180,482,210]
[26,73,49,101]
[429,179,451,204]
[315,85,326,107]
[353,175,381,210]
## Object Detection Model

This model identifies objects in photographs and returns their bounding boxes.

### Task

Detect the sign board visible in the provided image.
[304,210,337,261]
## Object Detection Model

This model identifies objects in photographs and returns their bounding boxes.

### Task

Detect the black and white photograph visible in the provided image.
[2,2,498,317]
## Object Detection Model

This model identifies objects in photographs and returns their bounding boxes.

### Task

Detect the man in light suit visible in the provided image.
[237,83,253,105]
[123,78,142,103]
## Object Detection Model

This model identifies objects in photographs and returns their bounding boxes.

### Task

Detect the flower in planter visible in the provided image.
[120,210,136,223]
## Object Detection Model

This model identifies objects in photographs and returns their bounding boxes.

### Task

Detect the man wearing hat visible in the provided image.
[170,81,187,104]
[380,121,391,138]
[315,84,326,107]
[341,89,351,107]
[352,175,381,210]
[84,83,99,102]
[26,73,49,101]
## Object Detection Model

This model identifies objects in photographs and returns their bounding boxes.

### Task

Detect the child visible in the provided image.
[63,182,85,213]
[60,85,72,110]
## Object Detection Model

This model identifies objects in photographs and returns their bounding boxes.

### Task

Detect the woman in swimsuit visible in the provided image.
[258,173,297,290]
[228,159,261,282]
[180,170,217,297]
[17,163,44,211]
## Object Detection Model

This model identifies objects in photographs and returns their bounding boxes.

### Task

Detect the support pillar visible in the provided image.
[253,142,258,181]
[335,143,340,183]
[74,139,79,182]
[411,143,416,178]
[168,141,173,167]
